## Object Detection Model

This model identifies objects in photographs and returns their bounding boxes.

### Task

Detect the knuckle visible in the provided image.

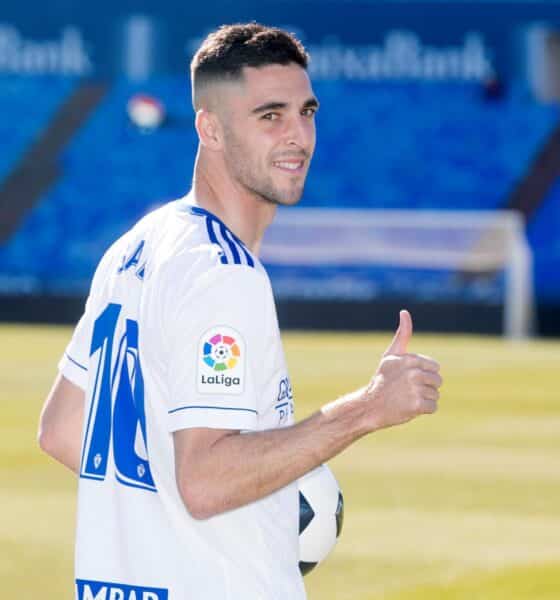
[423,357,439,372]
[422,353,437,365]
[407,368,419,383]
[429,373,442,388]
[379,356,395,374]
[403,354,415,367]
[381,355,395,367]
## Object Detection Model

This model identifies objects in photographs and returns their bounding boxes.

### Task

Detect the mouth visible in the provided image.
[272,159,305,174]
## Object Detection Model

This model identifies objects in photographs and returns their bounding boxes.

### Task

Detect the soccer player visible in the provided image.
[38,23,442,600]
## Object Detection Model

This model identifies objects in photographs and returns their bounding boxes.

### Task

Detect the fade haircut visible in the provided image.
[190,23,309,109]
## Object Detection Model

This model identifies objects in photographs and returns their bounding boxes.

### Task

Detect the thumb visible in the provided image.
[384,309,413,356]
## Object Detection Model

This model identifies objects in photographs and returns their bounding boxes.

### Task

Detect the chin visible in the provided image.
[276,184,305,206]
[253,180,305,207]
[281,195,303,207]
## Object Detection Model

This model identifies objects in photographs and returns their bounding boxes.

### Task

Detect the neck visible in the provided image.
[190,147,277,255]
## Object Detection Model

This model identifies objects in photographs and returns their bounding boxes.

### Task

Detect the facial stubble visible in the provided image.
[222,124,306,207]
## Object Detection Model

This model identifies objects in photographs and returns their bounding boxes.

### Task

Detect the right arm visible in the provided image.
[175,310,442,519]
[38,373,85,473]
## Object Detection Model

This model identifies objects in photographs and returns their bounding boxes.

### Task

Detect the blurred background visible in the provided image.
[0,1,559,599]
[0,0,560,336]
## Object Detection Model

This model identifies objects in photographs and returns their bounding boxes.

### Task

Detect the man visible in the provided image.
[38,23,442,600]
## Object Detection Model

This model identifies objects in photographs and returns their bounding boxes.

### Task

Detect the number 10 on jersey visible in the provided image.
[80,303,157,492]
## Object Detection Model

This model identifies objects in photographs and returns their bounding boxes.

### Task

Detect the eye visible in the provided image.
[261,112,279,121]
[301,107,317,118]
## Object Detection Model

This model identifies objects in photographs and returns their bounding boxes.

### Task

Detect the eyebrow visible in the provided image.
[251,97,320,114]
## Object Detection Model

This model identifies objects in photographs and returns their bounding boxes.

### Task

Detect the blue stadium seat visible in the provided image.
[0,77,558,301]
[0,76,76,180]
[527,179,560,302]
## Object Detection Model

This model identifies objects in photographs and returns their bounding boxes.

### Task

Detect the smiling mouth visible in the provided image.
[272,160,305,173]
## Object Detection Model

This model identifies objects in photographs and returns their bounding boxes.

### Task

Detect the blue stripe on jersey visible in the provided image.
[168,405,258,416]
[221,225,255,267]
[204,217,228,264]
[219,223,241,264]
[66,352,88,371]
[186,204,256,268]
[240,241,255,267]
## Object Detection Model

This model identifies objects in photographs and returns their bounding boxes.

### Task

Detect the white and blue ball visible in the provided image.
[298,464,344,576]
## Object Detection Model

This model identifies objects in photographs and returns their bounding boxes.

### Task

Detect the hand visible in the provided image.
[364,310,442,432]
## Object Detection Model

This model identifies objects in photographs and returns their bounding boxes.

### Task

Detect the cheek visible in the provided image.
[255,134,277,166]
[307,121,317,151]
[224,132,252,165]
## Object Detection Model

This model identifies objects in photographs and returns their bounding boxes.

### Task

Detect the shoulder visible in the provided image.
[159,256,272,330]
[165,259,270,310]
[178,204,258,270]
[150,204,271,318]
[157,201,266,288]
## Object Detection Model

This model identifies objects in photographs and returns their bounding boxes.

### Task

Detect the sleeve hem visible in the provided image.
[167,404,258,433]
[58,353,89,391]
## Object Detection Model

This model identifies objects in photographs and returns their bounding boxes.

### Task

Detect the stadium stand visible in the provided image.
[0,77,558,320]
[306,81,558,210]
[0,76,77,180]
[527,179,560,302]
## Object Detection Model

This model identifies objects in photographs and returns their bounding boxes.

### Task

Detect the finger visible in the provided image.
[421,385,440,402]
[416,354,441,372]
[403,353,440,373]
[384,309,413,357]
[421,398,438,414]
[419,371,443,389]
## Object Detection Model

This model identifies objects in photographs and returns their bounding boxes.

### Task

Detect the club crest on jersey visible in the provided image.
[197,327,245,395]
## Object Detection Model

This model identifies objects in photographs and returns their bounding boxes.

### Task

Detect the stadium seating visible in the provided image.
[527,180,560,302]
[0,76,558,302]
[306,81,558,210]
[0,76,76,180]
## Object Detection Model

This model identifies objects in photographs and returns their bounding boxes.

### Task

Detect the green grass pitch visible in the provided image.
[1,324,559,599]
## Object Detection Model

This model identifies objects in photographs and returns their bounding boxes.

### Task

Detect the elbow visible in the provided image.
[37,423,56,457]
[177,477,220,521]
[37,417,64,461]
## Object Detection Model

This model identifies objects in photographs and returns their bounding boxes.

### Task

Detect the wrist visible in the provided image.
[321,386,372,439]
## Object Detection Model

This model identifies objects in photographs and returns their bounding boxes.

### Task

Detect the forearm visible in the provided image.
[39,428,82,474]
[38,374,84,474]
[175,388,370,519]
[176,314,443,520]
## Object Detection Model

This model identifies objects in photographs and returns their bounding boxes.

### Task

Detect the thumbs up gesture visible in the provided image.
[385,309,414,356]
[364,310,442,432]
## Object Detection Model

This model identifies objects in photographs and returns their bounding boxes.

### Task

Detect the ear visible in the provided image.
[195,109,223,151]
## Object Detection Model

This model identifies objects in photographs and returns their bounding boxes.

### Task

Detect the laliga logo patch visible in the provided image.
[197,326,245,395]
[203,333,241,371]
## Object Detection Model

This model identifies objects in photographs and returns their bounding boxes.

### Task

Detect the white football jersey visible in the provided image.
[59,197,305,600]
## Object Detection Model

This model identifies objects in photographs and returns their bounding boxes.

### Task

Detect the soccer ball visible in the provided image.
[298,464,344,576]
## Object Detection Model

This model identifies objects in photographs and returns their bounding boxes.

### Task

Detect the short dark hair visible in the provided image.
[191,23,309,107]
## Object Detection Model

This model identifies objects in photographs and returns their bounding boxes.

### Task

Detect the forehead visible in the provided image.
[239,63,314,107]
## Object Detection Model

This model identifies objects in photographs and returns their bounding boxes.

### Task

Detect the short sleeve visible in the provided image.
[166,265,272,433]
[57,298,94,390]
[57,243,118,390]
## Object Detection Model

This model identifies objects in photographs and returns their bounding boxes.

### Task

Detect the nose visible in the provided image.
[285,112,314,153]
